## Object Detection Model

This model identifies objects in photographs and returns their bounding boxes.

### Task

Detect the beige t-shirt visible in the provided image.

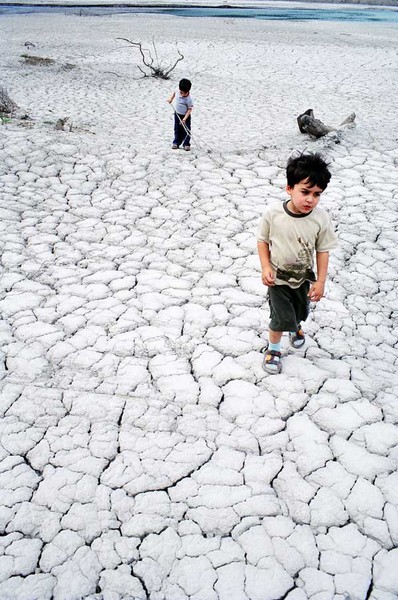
[257,201,337,288]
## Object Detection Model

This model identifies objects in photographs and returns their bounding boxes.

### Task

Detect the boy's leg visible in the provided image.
[264,328,283,373]
[263,285,301,374]
[174,113,189,147]
[292,281,310,323]
[269,330,283,344]
[289,282,310,347]
[183,115,191,148]
[173,113,181,147]
[268,285,299,333]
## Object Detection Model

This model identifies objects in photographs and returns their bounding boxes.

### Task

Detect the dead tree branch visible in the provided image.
[117,38,184,79]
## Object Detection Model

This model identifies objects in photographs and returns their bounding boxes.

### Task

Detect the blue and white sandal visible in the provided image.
[289,326,305,349]
[262,345,282,374]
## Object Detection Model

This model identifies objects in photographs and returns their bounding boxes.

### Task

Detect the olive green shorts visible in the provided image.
[268,282,310,332]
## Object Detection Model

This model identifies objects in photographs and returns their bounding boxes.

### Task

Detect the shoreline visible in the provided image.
[1,1,398,9]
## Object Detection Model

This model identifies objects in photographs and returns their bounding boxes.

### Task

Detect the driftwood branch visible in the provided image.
[297,109,356,138]
[164,48,185,77]
[297,109,333,137]
[116,38,184,79]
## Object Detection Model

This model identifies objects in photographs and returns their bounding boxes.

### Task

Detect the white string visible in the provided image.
[169,102,204,150]
[168,103,227,171]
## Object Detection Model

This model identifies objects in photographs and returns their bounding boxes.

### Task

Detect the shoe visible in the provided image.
[289,326,305,348]
[183,146,191,151]
[262,349,282,374]
[172,144,179,149]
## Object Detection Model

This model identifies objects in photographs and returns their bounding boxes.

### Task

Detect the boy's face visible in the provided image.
[179,90,189,97]
[286,178,323,215]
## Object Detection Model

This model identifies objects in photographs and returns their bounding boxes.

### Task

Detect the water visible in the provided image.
[163,6,398,22]
[1,3,397,22]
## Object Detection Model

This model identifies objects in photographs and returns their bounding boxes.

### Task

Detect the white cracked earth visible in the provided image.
[0,10,398,600]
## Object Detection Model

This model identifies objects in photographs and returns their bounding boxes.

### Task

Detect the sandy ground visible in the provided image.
[0,11,398,600]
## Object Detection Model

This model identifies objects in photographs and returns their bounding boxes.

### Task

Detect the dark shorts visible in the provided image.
[268,282,310,332]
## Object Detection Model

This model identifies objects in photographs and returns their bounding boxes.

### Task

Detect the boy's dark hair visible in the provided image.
[179,78,192,93]
[286,152,331,190]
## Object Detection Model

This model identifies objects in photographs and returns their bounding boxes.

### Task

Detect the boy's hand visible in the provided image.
[261,267,275,286]
[308,280,325,302]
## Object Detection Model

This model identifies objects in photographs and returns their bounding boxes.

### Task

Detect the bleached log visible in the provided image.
[297,109,356,138]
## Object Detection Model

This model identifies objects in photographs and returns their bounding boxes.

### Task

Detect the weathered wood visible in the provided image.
[0,86,18,115]
[116,39,184,80]
[297,109,356,138]
[55,117,69,131]
[297,109,333,138]
[339,112,356,126]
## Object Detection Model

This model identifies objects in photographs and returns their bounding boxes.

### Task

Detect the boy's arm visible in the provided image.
[182,107,193,123]
[257,241,275,286]
[309,251,329,301]
[167,91,176,104]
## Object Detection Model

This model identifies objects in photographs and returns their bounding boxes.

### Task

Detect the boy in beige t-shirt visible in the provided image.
[257,152,337,374]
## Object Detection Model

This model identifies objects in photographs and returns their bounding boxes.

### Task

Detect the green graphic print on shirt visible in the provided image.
[275,236,316,283]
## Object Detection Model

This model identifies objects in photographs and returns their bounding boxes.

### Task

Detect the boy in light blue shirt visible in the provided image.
[167,78,193,151]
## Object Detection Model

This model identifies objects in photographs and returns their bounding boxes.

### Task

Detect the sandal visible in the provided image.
[262,348,282,374]
[289,326,305,349]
